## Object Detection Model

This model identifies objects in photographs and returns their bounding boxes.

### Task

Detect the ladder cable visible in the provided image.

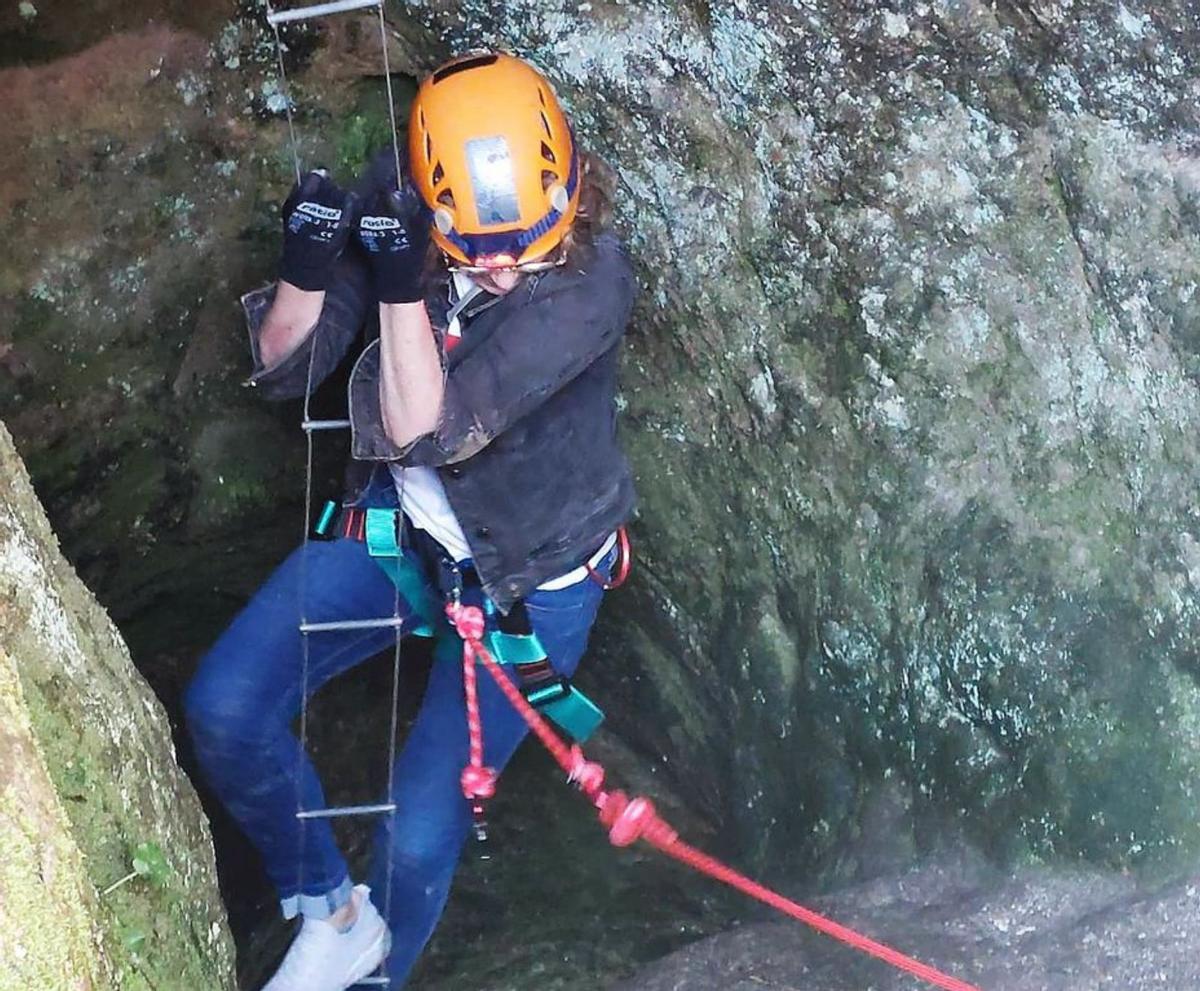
[263,5,440,984]
[267,9,303,184]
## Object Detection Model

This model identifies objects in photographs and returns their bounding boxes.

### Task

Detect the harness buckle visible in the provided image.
[523,678,605,743]
[441,558,465,606]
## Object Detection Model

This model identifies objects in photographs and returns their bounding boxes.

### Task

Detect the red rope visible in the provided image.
[450,604,497,823]
[446,603,982,991]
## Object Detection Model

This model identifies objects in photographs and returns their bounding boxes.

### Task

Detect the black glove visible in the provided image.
[279,170,357,292]
[356,182,431,304]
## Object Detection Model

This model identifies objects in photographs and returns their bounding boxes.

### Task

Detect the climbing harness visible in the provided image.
[268,1,404,985]
[321,503,610,755]
[269,5,978,986]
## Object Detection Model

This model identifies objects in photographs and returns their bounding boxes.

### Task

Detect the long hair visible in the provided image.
[561,150,615,263]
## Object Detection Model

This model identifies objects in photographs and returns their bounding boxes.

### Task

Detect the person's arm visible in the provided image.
[399,241,636,465]
[378,301,443,446]
[242,251,372,400]
[258,281,326,370]
[242,170,364,399]
[353,185,441,444]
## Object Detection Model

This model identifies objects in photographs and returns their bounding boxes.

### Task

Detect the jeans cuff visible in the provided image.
[280,875,354,921]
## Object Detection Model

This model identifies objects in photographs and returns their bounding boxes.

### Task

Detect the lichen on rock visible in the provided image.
[0,643,107,991]
[0,421,235,990]
[3,1,1200,986]
[380,0,1200,877]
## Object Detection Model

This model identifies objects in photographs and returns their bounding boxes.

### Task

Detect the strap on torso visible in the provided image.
[358,509,605,742]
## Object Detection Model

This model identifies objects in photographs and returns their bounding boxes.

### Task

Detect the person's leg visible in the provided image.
[368,560,612,987]
[185,536,423,919]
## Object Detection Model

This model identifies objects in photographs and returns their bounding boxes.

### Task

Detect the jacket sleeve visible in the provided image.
[243,248,372,401]
[348,239,637,464]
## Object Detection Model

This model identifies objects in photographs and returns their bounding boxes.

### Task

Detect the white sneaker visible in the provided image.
[262,885,391,991]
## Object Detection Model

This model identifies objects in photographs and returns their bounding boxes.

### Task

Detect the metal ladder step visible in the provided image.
[354,978,389,987]
[302,418,351,432]
[296,802,396,821]
[267,0,380,26]
[300,617,406,634]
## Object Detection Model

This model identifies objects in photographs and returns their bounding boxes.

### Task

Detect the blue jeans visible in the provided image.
[185,533,610,987]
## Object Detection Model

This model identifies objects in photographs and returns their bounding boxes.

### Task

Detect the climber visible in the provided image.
[183,51,637,991]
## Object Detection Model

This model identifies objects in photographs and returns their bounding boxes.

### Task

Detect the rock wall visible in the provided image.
[615,847,1200,990]
[3,0,1200,921]
[0,421,235,990]
[380,0,1200,875]
[0,16,373,666]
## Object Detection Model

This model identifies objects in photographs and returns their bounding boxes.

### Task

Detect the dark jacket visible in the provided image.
[243,232,638,612]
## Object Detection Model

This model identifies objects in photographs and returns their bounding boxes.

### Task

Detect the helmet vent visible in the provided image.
[541,169,558,191]
[437,188,456,209]
[540,141,556,165]
[539,112,552,138]
[432,161,444,186]
[423,132,432,163]
[433,53,498,83]
[537,86,547,107]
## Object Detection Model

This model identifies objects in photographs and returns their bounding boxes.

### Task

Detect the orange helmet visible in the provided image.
[408,52,580,267]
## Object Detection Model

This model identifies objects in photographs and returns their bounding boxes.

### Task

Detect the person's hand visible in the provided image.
[278,170,358,292]
[356,182,431,305]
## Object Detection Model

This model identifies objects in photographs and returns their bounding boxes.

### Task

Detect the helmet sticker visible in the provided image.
[465,136,521,227]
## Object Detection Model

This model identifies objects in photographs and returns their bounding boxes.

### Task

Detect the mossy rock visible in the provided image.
[0,421,236,990]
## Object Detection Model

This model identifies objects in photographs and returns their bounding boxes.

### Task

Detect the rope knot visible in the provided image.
[460,764,497,800]
[600,793,676,849]
[446,602,486,641]
[566,744,605,796]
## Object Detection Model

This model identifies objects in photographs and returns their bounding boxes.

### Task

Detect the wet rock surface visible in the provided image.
[615,849,1200,990]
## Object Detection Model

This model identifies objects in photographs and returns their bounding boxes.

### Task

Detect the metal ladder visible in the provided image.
[266,1,405,984]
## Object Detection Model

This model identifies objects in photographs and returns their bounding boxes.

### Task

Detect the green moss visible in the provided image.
[337,109,395,179]
[0,649,108,991]
[334,77,417,183]
[2,423,236,989]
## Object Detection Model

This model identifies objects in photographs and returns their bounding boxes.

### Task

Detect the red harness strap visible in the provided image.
[445,602,981,991]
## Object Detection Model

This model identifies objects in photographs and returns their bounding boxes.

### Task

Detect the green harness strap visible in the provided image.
[364,509,438,638]
[361,507,604,742]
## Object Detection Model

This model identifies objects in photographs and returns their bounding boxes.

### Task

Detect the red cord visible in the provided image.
[446,603,982,991]
[449,603,496,818]
[587,526,632,589]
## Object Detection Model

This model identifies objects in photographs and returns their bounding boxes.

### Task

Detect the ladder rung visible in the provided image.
[302,418,352,432]
[354,978,389,987]
[300,617,406,634]
[267,0,380,26]
[296,802,396,820]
